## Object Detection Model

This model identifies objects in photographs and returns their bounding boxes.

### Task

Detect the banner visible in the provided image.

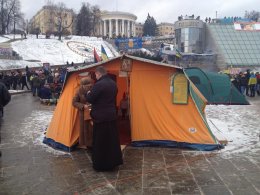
[234,22,260,31]
[115,38,142,50]
[172,73,188,104]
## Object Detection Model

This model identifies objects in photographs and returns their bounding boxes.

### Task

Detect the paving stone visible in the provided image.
[170,184,201,195]
[115,170,142,194]
[143,187,171,195]
[168,174,197,187]
[143,168,169,188]
[1,93,260,195]
[194,173,224,186]
[200,185,231,195]
[228,186,259,195]
[230,157,260,173]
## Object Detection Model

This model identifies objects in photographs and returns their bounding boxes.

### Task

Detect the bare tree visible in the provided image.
[0,0,17,34]
[11,0,23,38]
[48,2,74,40]
[245,10,260,22]
[91,5,101,36]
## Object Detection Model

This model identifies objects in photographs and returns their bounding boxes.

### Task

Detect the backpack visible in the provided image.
[1,82,11,106]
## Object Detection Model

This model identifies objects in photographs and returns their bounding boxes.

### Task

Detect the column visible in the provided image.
[131,21,133,37]
[109,19,112,38]
[122,20,125,37]
[104,20,107,37]
[116,19,118,36]
[99,21,102,36]
[133,22,136,37]
[127,20,130,37]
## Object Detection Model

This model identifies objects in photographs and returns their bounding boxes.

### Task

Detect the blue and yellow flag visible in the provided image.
[101,45,108,61]
[93,48,101,63]
[175,48,182,58]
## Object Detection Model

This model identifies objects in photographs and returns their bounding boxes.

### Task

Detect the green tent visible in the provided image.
[184,67,249,105]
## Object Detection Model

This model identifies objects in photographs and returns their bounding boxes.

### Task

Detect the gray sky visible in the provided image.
[21,0,259,23]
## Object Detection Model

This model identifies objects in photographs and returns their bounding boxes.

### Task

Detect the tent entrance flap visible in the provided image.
[116,73,131,145]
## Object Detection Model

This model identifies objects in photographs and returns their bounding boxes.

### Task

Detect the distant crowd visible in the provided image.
[0,66,67,101]
[231,70,260,97]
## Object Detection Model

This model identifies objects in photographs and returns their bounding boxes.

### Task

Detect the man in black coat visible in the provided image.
[86,66,123,171]
[0,81,11,118]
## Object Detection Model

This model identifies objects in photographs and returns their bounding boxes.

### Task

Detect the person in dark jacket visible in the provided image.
[245,69,251,96]
[21,73,30,90]
[238,72,247,95]
[31,74,41,96]
[86,66,123,171]
[0,81,11,117]
[38,84,52,99]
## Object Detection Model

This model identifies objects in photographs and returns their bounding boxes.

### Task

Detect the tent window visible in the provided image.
[189,76,201,84]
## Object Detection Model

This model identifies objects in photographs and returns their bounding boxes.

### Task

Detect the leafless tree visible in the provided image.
[11,0,23,37]
[0,0,23,35]
[47,1,74,40]
[245,10,260,22]
[1,0,16,34]
[91,5,101,36]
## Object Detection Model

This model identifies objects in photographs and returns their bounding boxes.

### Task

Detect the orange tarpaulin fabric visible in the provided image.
[130,61,216,144]
[46,72,81,147]
[46,60,126,148]
[45,57,218,149]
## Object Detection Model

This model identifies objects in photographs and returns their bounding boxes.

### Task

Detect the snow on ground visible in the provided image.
[0,36,10,43]
[206,97,260,158]
[0,34,119,70]
[0,59,42,70]
[21,107,68,156]
[11,35,118,66]
[21,92,258,156]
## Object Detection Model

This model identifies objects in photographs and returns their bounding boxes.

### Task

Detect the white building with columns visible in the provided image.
[97,11,137,38]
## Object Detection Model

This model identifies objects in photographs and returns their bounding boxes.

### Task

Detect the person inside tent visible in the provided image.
[86,66,123,171]
[120,92,129,120]
[72,77,93,149]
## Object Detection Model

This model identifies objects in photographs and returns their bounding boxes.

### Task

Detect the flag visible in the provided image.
[101,45,108,61]
[93,48,101,63]
[175,48,182,58]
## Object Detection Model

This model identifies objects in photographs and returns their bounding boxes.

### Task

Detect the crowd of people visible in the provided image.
[231,70,260,97]
[0,66,67,102]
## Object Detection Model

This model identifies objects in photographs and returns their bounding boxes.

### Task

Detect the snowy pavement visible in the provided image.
[0,93,259,194]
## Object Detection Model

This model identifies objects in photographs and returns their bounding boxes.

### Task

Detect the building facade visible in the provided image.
[174,18,205,53]
[173,15,260,71]
[135,23,143,37]
[97,11,137,38]
[157,22,174,36]
[30,6,74,35]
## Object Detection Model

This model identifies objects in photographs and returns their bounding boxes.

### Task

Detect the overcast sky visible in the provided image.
[21,0,259,23]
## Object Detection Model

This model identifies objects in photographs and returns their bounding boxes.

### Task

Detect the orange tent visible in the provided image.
[43,55,223,151]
